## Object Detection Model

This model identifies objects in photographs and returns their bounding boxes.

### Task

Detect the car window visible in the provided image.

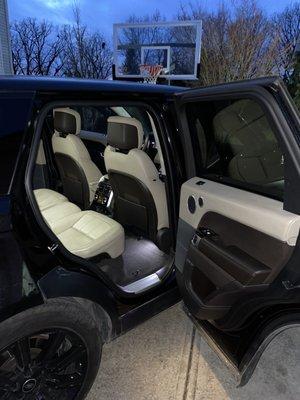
[72,105,117,134]
[0,95,33,195]
[73,105,152,136]
[124,106,152,134]
[186,98,284,200]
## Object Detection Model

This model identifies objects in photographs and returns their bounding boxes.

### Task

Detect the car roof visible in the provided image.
[0,75,186,94]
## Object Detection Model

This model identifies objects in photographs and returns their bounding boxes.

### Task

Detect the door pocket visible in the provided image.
[183,243,240,320]
[198,237,271,285]
[183,232,273,321]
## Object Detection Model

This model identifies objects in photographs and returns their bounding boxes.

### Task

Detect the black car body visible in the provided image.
[1,76,300,398]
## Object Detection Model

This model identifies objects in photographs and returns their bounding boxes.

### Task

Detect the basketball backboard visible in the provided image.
[113,20,202,81]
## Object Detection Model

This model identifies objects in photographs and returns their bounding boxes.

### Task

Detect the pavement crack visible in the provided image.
[182,325,196,400]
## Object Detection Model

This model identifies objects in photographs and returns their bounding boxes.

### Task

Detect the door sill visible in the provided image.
[183,306,241,383]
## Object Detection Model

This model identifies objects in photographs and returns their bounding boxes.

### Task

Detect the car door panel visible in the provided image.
[176,177,296,320]
[179,178,300,245]
[198,212,293,283]
[174,78,300,383]
[195,234,271,284]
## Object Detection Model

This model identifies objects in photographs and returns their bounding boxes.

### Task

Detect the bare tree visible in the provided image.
[60,7,112,79]
[10,1,300,88]
[272,3,300,82]
[11,18,63,75]
[178,1,280,86]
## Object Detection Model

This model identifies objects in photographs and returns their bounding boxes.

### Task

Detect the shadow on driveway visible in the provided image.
[87,304,300,400]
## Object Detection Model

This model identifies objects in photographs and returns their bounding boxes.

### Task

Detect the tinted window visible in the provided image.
[72,105,116,133]
[124,106,152,134]
[0,95,33,195]
[186,98,284,200]
[73,105,152,135]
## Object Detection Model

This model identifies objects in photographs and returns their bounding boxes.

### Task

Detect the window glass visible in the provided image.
[186,98,284,200]
[73,105,152,135]
[124,106,152,134]
[73,105,116,133]
[0,96,33,195]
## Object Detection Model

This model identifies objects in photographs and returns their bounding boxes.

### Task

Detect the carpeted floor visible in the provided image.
[98,235,172,286]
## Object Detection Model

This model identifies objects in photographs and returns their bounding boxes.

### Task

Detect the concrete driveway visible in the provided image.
[87,304,300,400]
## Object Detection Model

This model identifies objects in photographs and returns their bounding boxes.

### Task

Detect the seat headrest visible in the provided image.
[53,108,81,136]
[107,116,144,150]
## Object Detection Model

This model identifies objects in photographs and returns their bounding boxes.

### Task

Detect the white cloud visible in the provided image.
[37,0,74,9]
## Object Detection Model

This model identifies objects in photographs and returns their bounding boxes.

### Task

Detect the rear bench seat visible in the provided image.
[34,188,124,259]
[34,188,68,211]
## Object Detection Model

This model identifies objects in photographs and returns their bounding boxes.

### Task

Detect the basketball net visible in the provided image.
[139,64,164,84]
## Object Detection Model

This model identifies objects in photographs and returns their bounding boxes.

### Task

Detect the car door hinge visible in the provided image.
[48,243,59,254]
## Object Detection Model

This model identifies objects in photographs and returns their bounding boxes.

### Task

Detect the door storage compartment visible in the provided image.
[185,244,239,302]
[190,268,217,300]
[198,237,271,285]
[182,258,232,320]
[181,236,270,320]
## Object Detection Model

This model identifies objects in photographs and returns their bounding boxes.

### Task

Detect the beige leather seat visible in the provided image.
[34,188,124,259]
[104,116,170,250]
[52,108,102,209]
[34,188,68,211]
[213,99,283,184]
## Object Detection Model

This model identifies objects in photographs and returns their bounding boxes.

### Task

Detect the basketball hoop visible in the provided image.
[113,21,202,81]
[139,64,164,84]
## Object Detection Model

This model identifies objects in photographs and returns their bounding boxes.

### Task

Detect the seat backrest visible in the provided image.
[104,116,169,242]
[52,108,102,208]
[213,99,283,184]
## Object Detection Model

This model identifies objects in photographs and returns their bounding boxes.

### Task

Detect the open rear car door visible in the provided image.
[174,77,300,385]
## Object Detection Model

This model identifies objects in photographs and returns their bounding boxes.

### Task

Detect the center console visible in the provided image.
[93,175,114,215]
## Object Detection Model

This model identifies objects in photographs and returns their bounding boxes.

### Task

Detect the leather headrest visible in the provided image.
[107,116,144,150]
[53,108,81,136]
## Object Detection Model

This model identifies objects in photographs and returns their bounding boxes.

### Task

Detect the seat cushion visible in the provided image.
[41,202,81,225]
[51,211,124,259]
[34,188,67,211]
[34,188,124,259]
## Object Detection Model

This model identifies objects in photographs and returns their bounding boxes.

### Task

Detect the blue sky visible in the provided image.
[8,0,295,39]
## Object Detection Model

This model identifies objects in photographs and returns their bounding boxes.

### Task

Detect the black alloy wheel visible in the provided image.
[0,329,88,399]
[0,298,104,400]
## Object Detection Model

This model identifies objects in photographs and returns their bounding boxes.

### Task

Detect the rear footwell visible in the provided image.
[97,236,173,287]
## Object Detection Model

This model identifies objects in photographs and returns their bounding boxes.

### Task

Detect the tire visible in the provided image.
[0,297,103,400]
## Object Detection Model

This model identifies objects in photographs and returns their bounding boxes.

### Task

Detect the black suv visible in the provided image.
[1,76,300,399]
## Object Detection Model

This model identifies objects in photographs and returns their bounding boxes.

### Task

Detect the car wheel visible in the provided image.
[0,298,103,400]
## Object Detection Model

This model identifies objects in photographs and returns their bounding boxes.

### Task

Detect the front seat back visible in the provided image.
[104,116,169,247]
[52,108,102,209]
